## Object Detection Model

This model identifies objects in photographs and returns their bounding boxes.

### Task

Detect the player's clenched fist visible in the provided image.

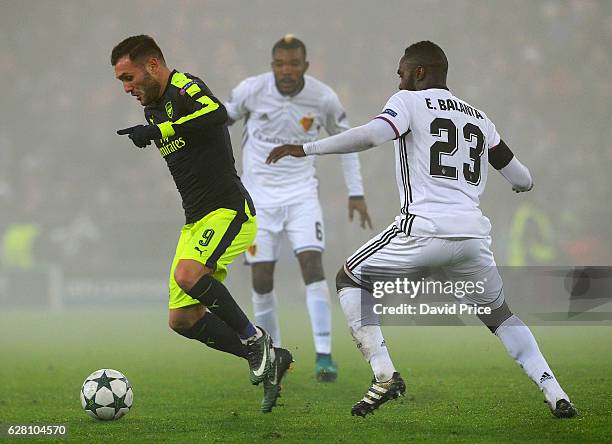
[117,124,161,148]
[512,180,534,193]
[266,144,306,164]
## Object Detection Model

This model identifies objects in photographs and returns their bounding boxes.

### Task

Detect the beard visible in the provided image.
[275,76,304,96]
[140,71,162,106]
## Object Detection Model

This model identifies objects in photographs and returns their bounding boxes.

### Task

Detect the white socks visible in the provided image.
[333,284,572,402]
[338,286,396,382]
[306,280,332,354]
[252,281,332,353]
[251,290,281,346]
[496,315,569,404]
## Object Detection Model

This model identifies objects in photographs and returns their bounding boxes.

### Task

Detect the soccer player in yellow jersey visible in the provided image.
[112,35,291,413]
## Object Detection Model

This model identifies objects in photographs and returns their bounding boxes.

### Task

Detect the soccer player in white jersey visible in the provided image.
[226,35,372,381]
[267,41,576,418]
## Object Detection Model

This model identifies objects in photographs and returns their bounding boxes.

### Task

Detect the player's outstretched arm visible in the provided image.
[489,140,533,193]
[266,118,395,163]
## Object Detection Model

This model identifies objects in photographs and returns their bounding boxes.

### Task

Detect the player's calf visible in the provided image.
[251,262,282,346]
[169,308,248,360]
[251,262,275,294]
[176,263,254,339]
[299,252,336,379]
[175,260,274,383]
[480,301,576,418]
[336,266,401,413]
[297,250,325,285]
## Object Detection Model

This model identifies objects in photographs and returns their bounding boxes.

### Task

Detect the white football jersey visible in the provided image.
[226,73,363,208]
[375,88,501,238]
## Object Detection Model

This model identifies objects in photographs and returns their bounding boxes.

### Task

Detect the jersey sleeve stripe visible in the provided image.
[172,97,220,126]
[186,83,201,96]
[374,116,399,139]
[158,121,175,138]
[170,72,192,88]
[157,96,221,138]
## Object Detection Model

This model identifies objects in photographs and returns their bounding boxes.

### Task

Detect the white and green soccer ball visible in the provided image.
[80,369,133,420]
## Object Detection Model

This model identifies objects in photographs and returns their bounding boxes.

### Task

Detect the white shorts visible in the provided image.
[245,198,325,263]
[344,221,504,307]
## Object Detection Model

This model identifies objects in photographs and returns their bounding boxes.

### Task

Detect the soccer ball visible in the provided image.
[80,369,133,420]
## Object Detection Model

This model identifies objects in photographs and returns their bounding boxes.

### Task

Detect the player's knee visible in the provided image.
[336,267,358,292]
[298,251,325,284]
[303,268,325,285]
[174,262,210,292]
[252,274,274,294]
[478,300,513,334]
[252,264,274,294]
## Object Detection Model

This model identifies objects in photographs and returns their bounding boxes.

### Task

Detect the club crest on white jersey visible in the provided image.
[226,73,352,208]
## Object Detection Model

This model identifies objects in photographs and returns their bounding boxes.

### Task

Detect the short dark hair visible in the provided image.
[272,34,307,58]
[111,35,165,66]
[403,41,448,74]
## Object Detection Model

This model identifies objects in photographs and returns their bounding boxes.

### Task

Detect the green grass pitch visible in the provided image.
[0,307,610,443]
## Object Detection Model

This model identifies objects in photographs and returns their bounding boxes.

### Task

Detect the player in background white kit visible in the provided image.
[267,41,576,418]
[226,35,372,381]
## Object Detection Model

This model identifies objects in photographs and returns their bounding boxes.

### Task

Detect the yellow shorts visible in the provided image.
[168,201,256,309]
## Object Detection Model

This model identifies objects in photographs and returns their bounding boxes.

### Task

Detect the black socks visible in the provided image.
[186,274,255,338]
[180,311,247,359]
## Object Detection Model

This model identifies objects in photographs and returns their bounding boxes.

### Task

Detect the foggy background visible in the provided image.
[0,0,610,308]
